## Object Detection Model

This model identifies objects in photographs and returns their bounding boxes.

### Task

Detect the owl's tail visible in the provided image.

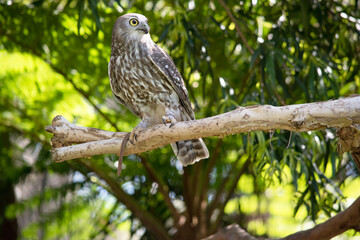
[171,139,209,166]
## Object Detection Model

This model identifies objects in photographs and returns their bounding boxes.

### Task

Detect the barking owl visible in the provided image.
[108,13,209,166]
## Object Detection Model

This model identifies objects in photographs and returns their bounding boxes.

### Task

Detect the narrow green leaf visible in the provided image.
[88,0,102,30]
[265,50,276,87]
[158,21,173,43]
[77,0,85,35]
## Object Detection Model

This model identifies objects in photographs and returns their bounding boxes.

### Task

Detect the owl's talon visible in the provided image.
[129,139,136,145]
[129,120,148,144]
[162,114,176,127]
[129,131,137,145]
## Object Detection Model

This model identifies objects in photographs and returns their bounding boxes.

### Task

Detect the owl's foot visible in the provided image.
[129,125,144,144]
[129,119,149,144]
[162,114,177,128]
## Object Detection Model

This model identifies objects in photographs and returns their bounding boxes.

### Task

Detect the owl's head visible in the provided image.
[113,13,150,40]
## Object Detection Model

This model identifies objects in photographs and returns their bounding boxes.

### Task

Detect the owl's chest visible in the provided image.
[109,53,177,115]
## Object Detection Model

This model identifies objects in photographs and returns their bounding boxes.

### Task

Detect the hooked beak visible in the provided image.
[138,22,150,34]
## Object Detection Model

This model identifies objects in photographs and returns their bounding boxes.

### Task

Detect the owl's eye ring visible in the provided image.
[129,18,139,26]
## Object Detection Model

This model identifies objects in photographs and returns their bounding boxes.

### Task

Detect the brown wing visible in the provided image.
[149,44,195,120]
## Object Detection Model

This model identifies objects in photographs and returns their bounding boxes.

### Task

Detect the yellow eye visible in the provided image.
[129,18,139,26]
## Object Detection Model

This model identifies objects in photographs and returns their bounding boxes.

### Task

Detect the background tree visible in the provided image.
[0,0,359,239]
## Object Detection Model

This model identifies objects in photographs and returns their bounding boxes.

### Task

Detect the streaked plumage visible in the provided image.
[108,13,209,165]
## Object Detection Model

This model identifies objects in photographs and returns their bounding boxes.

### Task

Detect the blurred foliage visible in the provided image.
[0,0,359,239]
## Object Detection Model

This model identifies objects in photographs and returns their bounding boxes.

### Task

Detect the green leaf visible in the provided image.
[88,0,102,30]
[77,0,85,35]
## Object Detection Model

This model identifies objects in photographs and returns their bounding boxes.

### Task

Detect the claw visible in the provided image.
[129,131,136,145]
[162,117,167,126]
[129,119,148,145]
[162,114,177,128]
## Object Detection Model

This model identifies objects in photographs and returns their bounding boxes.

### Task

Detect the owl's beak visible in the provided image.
[138,22,150,34]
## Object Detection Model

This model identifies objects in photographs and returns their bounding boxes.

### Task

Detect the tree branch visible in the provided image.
[46,96,360,163]
[138,156,182,228]
[281,196,360,240]
[78,159,171,240]
[209,157,251,235]
[203,196,360,240]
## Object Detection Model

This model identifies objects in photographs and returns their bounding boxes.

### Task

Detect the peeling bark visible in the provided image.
[337,124,360,170]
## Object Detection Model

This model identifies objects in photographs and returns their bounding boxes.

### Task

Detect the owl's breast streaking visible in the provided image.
[109,38,180,122]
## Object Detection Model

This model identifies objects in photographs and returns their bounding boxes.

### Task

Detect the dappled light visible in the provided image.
[0,0,359,239]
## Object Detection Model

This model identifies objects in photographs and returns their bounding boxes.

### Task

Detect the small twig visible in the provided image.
[273,87,287,106]
[286,131,293,149]
[269,130,274,150]
[218,0,254,54]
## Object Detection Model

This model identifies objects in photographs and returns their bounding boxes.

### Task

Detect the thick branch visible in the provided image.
[281,196,360,240]
[46,96,360,163]
[139,156,182,227]
[203,197,360,240]
[203,194,360,240]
